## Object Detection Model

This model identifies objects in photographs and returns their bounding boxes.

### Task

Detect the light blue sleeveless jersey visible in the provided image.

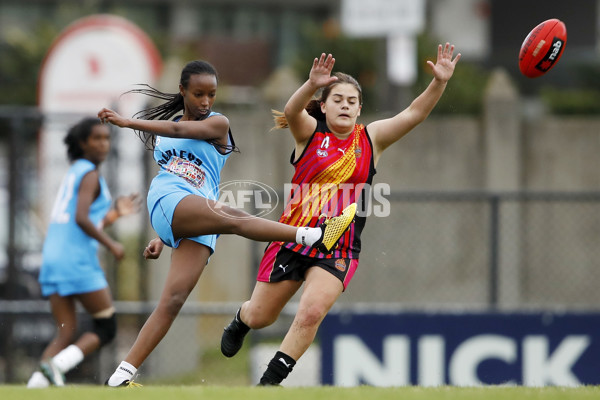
[146,112,233,250]
[39,159,112,296]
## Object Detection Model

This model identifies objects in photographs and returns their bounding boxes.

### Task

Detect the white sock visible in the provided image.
[295,227,322,247]
[107,361,137,386]
[27,371,50,388]
[52,344,84,374]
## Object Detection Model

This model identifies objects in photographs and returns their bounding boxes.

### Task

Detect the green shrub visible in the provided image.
[540,87,600,115]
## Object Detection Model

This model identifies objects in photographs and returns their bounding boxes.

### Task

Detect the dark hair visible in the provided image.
[272,72,363,129]
[64,117,103,162]
[126,60,238,153]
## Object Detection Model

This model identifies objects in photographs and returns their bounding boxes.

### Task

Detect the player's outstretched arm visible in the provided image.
[369,43,461,159]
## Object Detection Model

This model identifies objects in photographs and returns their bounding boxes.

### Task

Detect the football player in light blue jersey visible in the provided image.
[98,60,357,387]
[27,118,140,388]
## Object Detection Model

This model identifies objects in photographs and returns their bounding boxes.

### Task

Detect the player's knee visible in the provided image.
[163,292,187,318]
[222,207,252,234]
[244,307,277,329]
[92,314,117,347]
[297,305,326,328]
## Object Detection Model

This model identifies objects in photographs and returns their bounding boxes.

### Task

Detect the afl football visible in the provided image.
[518,18,567,78]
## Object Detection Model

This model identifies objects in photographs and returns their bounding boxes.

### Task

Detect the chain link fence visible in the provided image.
[1,190,599,384]
[342,191,600,308]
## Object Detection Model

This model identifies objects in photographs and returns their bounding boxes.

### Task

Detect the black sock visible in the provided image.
[260,351,296,385]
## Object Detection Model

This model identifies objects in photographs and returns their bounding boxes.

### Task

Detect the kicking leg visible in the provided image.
[172,195,299,242]
[172,196,356,252]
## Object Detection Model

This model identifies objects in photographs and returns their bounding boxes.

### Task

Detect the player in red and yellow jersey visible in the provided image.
[222,44,461,386]
[278,118,374,259]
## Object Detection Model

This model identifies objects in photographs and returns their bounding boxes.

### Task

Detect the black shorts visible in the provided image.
[257,242,359,291]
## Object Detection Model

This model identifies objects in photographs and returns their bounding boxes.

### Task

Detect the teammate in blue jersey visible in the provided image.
[27,118,140,388]
[98,60,356,387]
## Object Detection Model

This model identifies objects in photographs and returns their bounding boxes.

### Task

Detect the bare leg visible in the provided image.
[256,268,343,385]
[41,295,78,360]
[220,280,303,359]
[240,280,303,329]
[124,240,210,367]
[171,195,299,242]
[279,267,343,360]
[73,287,113,355]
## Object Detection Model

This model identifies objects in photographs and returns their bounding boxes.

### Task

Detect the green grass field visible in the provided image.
[1,385,600,400]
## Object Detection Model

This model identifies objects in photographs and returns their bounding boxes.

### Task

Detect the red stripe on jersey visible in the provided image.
[279,122,374,259]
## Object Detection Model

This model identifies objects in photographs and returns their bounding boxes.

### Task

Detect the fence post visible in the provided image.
[483,69,522,308]
[488,195,500,307]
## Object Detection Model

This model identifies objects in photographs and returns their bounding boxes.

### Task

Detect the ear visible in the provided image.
[357,104,362,117]
[320,101,326,114]
[179,83,185,97]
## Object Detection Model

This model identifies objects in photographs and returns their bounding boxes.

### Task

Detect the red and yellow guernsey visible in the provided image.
[279,120,376,259]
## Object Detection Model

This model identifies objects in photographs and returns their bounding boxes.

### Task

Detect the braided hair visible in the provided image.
[127,60,238,153]
[272,72,363,129]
